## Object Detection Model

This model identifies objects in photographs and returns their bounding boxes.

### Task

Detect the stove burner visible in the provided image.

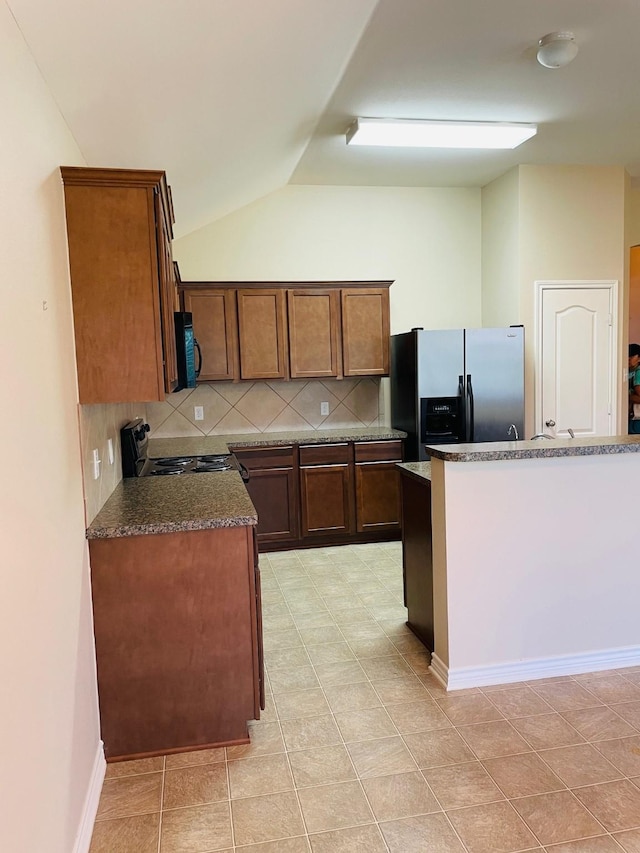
[195,458,232,472]
[121,419,243,478]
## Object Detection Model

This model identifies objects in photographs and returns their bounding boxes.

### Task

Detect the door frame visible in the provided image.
[533,279,619,436]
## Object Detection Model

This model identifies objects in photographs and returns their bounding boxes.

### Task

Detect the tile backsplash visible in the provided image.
[146,378,383,438]
[78,401,144,525]
[78,378,383,524]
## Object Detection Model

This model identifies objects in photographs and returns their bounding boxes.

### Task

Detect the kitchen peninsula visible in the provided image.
[399,436,640,691]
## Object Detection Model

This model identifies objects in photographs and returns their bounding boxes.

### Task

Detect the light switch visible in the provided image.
[91,448,101,480]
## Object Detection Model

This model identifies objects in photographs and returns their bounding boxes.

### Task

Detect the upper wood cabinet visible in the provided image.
[342,288,390,376]
[61,166,179,403]
[182,288,238,381]
[179,281,391,382]
[237,289,288,380]
[288,289,340,379]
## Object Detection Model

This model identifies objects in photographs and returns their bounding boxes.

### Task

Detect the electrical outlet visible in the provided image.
[320,401,329,416]
[194,406,204,421]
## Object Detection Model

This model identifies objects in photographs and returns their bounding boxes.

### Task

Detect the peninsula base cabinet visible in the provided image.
[89,525,263,761]
[234,439,403,552]
[400,471,434,652]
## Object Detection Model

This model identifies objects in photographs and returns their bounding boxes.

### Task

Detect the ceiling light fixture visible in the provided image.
[345,118,537,150]
[536,31,578,68]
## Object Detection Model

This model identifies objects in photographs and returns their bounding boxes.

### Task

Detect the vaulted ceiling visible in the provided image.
[8,0,640,237]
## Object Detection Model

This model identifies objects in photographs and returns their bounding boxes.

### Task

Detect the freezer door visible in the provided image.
[416,329,464,398]
[464,327,524,442]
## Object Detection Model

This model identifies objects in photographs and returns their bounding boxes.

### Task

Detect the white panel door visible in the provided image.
[537,282,616,437]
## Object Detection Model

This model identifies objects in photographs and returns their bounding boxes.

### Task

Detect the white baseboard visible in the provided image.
[73,741,106,853]
[431,646,640,691]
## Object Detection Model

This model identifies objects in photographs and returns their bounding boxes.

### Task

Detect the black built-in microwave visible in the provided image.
[174,312,201,390]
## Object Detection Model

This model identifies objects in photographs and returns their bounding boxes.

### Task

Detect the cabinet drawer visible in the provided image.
[354,440,403,463]
[232,446,295,470]
[299,443,351,466]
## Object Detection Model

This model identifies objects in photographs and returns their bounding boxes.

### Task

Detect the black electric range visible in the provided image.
[121,419,247,479]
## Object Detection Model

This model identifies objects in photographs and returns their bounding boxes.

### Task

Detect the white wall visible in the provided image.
[0,5,102,851]
[481,168,520,328]
[174,184,483,335]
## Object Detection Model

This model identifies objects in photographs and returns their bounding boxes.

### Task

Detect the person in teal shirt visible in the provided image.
[629,343,640,434]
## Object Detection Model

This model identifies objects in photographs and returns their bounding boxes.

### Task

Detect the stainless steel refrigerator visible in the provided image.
[390,327,525,460]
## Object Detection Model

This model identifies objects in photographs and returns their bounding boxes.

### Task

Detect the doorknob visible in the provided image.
[545,419,556,427]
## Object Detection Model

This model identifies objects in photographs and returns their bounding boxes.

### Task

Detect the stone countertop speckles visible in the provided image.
[148,427,406,458]
[425,435,640,462]
[397,461,432,482]
[87,471,257,539]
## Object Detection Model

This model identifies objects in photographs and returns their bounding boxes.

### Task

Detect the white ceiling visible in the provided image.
[8,0,640,237]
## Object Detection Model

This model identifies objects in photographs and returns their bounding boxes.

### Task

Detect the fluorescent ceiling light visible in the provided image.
[346,118,537,150]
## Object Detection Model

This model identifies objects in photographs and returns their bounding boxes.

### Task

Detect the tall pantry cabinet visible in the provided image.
[61,167,179,403]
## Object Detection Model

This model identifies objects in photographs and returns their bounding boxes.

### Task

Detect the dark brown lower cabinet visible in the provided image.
[233,447,299,545]
[299,443,355,538]
[89,525,263,761]
[232,439,403,551]
[400,470,434,651]
[354,440,402,533]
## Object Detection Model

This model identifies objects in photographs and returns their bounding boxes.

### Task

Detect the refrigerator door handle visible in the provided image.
[458,374,465,441]
[466,374,475,442]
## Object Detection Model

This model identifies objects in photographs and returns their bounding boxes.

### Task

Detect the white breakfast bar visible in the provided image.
[398,436,640,691]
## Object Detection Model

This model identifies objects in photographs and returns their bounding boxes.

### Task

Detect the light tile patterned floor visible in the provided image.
[90,542,640,852]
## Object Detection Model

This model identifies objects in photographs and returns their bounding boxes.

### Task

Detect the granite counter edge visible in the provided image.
[426,438,640,462]
[87,514,258,539]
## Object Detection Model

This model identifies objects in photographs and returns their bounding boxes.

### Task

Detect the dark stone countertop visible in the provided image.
[425,435,640,462]
[89,427,406,539]
[87,471,257,539]
[397,461,432,482]
[148,427,406,458]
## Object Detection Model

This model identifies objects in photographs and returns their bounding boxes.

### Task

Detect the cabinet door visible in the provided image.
[287,289,339,378]
[237,289,288,379]
[341,288,390,376]
[233,447,299,544]
[182,288,238,380]
[300,463,355,537]
[355,462,402,533]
